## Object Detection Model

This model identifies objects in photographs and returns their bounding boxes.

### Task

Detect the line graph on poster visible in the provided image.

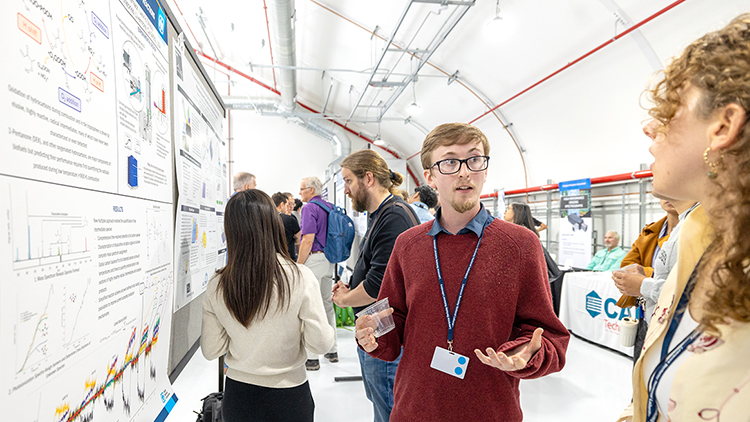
[9,189,93,273]
[51,272,173,422]
[145,205,169,264]
[13,275,94,379]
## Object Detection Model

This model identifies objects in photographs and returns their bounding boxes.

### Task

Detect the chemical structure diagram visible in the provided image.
[17,0,111,104]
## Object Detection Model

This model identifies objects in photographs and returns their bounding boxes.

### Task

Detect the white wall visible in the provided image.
[230,111,367,198]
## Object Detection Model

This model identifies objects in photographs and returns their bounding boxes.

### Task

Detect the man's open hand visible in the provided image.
[474,327,544,371]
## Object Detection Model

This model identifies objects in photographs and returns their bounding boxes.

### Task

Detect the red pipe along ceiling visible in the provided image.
[196,52,422,187]
[468,0,686,125]
[480,170,653,198]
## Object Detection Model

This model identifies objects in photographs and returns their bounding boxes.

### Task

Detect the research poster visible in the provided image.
[558,178,593,268]
[0,0,176,421]
[172,42,228,310]
[3,0,118,192]
[111,0,172,201]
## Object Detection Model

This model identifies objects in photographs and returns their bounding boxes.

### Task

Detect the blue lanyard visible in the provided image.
[433,232,484,351]
[645,260,702,422]
[371,194,393,218]
[646,327,701,422]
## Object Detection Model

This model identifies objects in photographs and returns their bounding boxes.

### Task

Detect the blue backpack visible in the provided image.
[310,200,355,263]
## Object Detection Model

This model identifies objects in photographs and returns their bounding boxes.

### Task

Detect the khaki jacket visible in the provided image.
[622,206,750,421]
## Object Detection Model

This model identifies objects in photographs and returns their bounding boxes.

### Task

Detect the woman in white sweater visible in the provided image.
[201,189,335,422]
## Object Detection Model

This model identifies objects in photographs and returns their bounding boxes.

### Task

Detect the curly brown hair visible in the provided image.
[647,14,750,335]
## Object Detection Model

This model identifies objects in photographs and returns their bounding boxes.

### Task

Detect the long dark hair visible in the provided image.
[215,189,298,327]
[510,203,539,238]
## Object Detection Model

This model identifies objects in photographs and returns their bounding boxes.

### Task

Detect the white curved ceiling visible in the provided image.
[165,0,750,191]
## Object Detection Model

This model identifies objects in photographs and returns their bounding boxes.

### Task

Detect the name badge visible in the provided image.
[430,346,469,379]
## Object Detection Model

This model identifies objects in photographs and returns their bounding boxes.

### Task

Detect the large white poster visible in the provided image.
[0,177,175,421]
[0,0,176,420]
[172,43,228,310]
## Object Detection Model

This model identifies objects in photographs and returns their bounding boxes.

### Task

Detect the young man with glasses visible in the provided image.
[355,123,570,421]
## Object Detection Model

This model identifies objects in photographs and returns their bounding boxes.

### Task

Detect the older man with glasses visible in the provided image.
[297,176,338,370]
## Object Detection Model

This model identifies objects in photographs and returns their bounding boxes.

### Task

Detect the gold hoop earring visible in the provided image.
[703,147,724,179]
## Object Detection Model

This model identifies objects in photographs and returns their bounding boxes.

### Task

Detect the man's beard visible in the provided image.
[351,189,369,213]
[451,199,477,213]
[450,182,477,213]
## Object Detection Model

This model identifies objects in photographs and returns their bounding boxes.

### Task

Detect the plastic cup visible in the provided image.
[620,317,638,347]
[355,298,395,338]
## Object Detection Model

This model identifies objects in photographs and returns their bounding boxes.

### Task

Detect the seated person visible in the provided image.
[407,185,437,224]
[585,231,626,271]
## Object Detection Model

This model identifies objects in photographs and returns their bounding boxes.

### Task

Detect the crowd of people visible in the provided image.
[201,14,750,422]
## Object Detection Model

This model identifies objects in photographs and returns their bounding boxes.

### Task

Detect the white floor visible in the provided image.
[169,328,634,421]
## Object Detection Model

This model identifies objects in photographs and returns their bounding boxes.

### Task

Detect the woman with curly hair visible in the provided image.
[621,14,750,422]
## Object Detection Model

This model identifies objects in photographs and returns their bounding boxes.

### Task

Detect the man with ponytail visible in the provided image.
[331,149,419,422]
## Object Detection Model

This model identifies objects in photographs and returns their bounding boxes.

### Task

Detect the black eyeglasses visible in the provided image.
[430,156,490,175]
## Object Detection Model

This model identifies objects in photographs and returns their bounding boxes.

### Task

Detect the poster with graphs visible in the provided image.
[0,0,177,421]
[172,41,229,310]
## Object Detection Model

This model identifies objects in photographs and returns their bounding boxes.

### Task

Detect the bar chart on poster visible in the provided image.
[0,0,202,420]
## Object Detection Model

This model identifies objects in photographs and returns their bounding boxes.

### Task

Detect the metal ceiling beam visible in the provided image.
[346,0,475,124]
[376,2,474,121]
[346,1,415,122]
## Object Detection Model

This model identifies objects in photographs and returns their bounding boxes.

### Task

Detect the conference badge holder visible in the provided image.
[430,346,469,380]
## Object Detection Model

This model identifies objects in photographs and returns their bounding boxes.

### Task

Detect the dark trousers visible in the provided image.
[223,377,314,422]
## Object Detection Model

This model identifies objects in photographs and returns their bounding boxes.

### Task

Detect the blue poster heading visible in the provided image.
[559,178,591,191]
[137,0,168,45]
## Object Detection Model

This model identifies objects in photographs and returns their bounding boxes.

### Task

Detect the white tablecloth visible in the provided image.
[559,271,634,357]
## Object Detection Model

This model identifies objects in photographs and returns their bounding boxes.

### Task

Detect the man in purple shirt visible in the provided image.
[298,176,337,370]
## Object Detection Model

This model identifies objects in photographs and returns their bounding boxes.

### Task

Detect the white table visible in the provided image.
[559,271,634,357]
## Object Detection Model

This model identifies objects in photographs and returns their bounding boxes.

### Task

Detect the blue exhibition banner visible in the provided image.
[137,0,168,45]
[559,178,591,191]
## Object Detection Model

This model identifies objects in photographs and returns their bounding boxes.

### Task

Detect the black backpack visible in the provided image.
[195,392,223,422]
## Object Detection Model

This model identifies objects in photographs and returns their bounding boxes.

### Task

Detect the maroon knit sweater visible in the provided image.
[369,218,570,421]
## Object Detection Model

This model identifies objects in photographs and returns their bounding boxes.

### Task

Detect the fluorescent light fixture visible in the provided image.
[406,101,422,115]
[485,0,503,35]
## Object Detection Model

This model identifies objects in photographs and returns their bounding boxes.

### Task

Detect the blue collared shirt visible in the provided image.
[409,201,435,224]
[427,204,494,238]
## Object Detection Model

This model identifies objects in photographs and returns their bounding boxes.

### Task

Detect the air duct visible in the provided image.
[235,0,352,171]
[223,96,351,167]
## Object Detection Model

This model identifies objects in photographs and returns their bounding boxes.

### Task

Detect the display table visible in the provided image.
[559,271,634,357]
